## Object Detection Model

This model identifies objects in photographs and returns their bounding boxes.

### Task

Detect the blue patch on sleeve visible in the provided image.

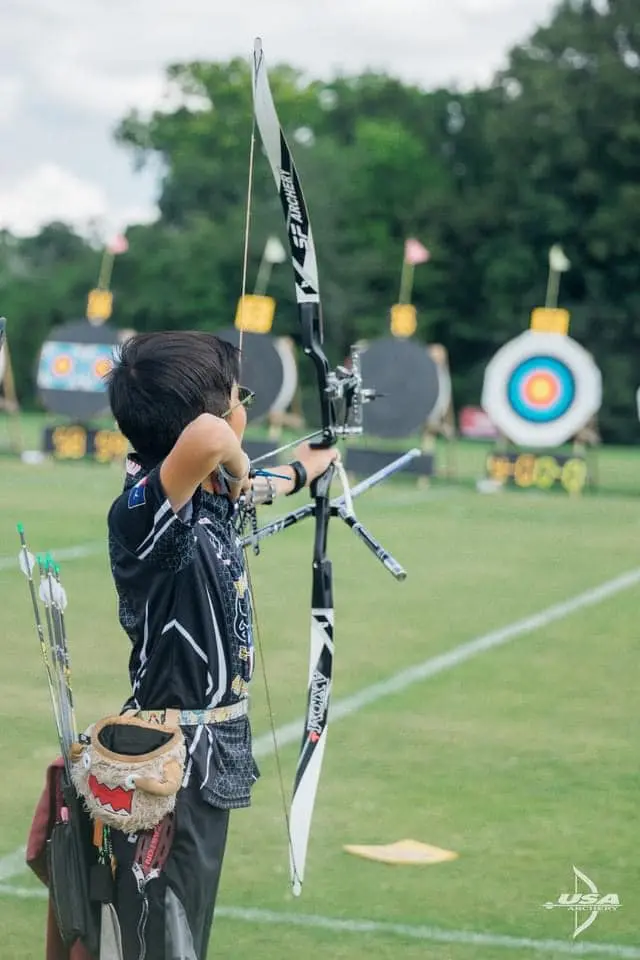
[128,477,148,509]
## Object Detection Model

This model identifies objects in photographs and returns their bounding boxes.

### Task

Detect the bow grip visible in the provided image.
[310,461,335,499]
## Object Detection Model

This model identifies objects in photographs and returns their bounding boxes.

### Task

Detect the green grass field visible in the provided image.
[0,440,638,958]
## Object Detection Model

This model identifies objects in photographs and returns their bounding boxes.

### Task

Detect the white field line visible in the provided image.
[216,907,640,958]
[252,564,640,757]
[0,848,27,882]
[0,884,44,899]
[1,564,639,898]
[0,542,103,572]
[0,893,636,958]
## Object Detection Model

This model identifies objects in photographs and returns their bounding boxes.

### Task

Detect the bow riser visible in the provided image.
[299,304,335,448]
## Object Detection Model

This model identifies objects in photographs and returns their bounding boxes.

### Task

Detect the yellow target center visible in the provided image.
[528,377,554,403]
[94,358,113,378]
[53,356,72,376]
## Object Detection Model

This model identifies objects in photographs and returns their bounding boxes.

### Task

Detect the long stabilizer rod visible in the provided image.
[242,448,421,551]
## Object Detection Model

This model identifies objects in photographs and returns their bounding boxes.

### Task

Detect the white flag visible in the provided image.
[549,244,571,272]
[264,236,287,264]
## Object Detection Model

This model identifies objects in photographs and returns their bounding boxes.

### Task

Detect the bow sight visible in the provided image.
[327,346,377,438]
[298,303,376,444]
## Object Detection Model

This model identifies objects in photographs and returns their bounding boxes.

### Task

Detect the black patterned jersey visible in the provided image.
[107,456,259,809]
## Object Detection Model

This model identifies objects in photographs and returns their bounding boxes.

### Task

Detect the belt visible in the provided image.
[136,699,249,727]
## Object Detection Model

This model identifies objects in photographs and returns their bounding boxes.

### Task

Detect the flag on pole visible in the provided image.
[404,238,430,265]
[548,244,570,272]
[107,235,129,256]
[264,236,287,264]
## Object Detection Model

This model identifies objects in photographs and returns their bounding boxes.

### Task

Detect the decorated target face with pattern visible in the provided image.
[40,342,115,391]
[37,319,120,418]
[481,331,602,448]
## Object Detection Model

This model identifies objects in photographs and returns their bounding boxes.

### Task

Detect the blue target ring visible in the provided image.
[507,356,575,423]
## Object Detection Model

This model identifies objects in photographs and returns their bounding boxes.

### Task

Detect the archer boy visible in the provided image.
[105,330,337,959]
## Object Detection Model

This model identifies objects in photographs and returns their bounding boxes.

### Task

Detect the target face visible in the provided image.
[37,320,119,418]
[482,331,602,447]
[39,343,115,391]
[360,337,441,439]
[217,328,290,422]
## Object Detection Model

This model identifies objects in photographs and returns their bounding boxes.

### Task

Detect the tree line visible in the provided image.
[1,0,639,442]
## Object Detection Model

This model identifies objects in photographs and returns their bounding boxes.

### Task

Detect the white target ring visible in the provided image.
[271,337,298,413]
[481,331,602,448]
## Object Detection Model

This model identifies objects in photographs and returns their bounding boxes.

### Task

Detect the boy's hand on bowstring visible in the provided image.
[293,442,340,485]
[210,471,251,501]
[226,473,252,502]
[215,446,252,501]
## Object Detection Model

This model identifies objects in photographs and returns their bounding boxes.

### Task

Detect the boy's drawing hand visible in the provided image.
[293,442,340,485]
[226,473,252,502]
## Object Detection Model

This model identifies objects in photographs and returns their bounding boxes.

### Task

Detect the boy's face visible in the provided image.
[226,382,247,440]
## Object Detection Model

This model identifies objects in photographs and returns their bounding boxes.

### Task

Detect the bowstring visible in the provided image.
[243,556,297,876]
[238,114,257,359]
[238,105,294,864]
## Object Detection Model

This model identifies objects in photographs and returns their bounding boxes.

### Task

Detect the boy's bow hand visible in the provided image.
[293,442,340,485]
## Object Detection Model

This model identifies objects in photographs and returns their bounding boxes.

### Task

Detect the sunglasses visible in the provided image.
[222,385,255,418]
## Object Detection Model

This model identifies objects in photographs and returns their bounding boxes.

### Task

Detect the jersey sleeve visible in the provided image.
[108,465,202,572]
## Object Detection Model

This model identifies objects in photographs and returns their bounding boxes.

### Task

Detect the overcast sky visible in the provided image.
[0,0,558,238]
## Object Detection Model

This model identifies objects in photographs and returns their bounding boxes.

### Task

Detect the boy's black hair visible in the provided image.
[107,331,240,464]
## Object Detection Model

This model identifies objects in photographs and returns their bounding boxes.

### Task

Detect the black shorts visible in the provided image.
[111,779,230,960]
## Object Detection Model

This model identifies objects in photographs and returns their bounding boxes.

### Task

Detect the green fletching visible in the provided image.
[17,523,24,534]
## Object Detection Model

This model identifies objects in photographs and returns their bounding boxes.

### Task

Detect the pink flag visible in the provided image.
[107,234,129,255]
[404,238,430,265]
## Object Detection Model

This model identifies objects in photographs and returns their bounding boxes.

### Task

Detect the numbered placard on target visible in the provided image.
[481,331,602,448]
